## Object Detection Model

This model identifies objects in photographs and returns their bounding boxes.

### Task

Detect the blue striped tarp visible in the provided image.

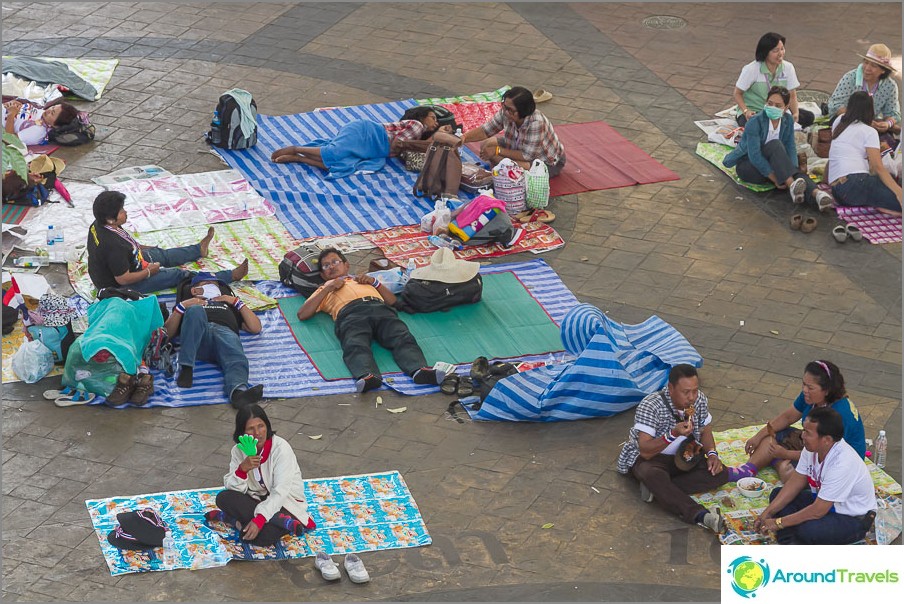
[212,100,480,239]
[91,259,579,408]
[470,303,703,422]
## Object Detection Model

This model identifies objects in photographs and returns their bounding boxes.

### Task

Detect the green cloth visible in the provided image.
[278,271,563,380]
[80,296,163,374]
[416,86,511,106]
[695,142,776,192]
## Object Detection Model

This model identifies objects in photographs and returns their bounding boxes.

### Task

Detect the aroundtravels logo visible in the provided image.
[727,556,771,598]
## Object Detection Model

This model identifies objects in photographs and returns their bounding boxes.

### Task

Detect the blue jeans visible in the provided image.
[177,305,250,397]
[132,245,233,294]
[832,172,902,213]
[769,487,868,545]
[736,140,817,200]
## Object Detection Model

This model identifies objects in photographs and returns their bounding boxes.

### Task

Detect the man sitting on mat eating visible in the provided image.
[295,248,445,393]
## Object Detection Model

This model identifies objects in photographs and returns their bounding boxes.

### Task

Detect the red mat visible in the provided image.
[1,204,30,225]
[439,102,501,132]
[362,221,565,268]
[26,144,60,155]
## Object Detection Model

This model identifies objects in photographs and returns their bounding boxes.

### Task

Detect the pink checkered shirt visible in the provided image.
[481,109,565,165]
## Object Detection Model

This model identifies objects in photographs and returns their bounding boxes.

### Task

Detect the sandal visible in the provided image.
[440,374,460,395]
[44,386,75,400]
[457,377,474,397]
[54,390,95,407]
[514,210,533,223]
[526,209,556,224]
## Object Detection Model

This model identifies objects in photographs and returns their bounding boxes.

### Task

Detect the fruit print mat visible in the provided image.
[692,424,902,545]
[86,470,431,575]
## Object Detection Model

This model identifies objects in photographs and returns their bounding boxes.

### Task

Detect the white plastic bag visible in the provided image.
[420,199,452,234]
[366,268,407,294]
[11,338,55,384]
[525,159,550,209]
[874,497,902,545]
[882,145,902,180]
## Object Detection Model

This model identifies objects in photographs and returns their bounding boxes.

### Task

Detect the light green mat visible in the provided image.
[278,271,564,380]
[695,142,776,192]
[3,57,119,100]
[416,85,511,106]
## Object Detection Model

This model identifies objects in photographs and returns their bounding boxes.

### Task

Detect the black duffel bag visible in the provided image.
[393,274,483,314]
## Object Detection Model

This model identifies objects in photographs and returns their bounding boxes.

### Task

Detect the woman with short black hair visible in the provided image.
[2,98,79,145]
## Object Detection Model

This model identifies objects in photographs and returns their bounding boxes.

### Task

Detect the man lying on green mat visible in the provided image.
[296,248,445,393]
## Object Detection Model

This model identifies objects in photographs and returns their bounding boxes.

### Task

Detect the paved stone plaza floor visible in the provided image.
[1,3,902,601]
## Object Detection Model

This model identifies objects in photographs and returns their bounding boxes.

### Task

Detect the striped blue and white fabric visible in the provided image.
[91,259,578,409]
[472,303,703,422]
[212,100,480,239]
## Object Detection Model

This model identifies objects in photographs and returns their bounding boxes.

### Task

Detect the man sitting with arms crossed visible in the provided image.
[754,406,877,544]
[616,364,729,534]
[296,248,444,393]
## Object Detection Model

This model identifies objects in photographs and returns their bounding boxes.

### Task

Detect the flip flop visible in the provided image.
[533,88,553,103]
[526,209,556,224]
[54,390,95,407]
[44,386,75,400]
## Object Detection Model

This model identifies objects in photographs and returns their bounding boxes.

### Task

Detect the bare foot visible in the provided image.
[272,154,307,164]
[231,258,249,282]
[199,226,215,257]
[270,146,299,161]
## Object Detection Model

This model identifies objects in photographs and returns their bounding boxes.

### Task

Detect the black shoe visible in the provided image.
[355,374,382,393]
[412,367,439,385]
[176,365,193,388]
[470,357,489,382]
[230,384,264,409]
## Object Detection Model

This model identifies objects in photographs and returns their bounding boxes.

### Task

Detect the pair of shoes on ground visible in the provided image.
[833,224,863,243]
[230,384,265,409]
[440,373,473,397]
[513,208,556,224]
[43,386,96,407]
[315,552,370,583]
[789,214,818,233]
[789,178,835,213]
[105,372,154,407]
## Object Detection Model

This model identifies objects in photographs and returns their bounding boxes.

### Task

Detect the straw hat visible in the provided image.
[410,248,479,283]
[857,43,896,73]
[28,155,65,175]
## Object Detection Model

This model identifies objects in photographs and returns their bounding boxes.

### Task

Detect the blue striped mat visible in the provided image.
[212,100,480,239]
[469,303,703,422]
[91,259,579,408]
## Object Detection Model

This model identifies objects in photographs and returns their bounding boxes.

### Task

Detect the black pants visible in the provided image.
[215,489,292,547]
[736,140,818,201]
[631,454,729,524]
[335,299,427,380]
[738,108,814,129]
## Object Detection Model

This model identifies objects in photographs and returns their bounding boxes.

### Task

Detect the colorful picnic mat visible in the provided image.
[835,206,902,244]
[85,470,431,575]
[693,424,902,545]
[416,86,510,106]
[695,142,776,192]
[53,57,119,100]
[86,260,578,408]
[361,221,565,268]
[211,99,482,239]
[1,204,30,225]
[277,270,564,380]
[2,324,64,384]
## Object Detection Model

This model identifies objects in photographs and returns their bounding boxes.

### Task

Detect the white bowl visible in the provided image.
[737,477,767,498]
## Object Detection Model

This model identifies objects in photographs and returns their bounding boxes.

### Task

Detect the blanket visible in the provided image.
[3,56,119,101]
[416,86,510,106]
[695,142,776,192]
[85,471,430,575]
[2,57,97,101]
[835,206,902,244]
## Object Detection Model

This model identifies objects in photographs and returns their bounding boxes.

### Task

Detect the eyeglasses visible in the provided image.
[321,259,344,269]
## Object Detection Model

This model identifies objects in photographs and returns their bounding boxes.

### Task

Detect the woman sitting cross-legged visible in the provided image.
[724,86,833,211]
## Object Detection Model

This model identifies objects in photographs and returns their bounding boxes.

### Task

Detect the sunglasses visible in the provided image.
[321,259,344,269]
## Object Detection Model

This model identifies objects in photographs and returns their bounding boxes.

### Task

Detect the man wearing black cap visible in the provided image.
[165,272,264,408]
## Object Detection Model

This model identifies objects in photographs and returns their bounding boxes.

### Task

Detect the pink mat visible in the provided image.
[440,102,501,131]
[26,144,60,155]
[835,206,902,244]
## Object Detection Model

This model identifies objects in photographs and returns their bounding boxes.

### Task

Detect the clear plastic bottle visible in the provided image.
[162,530,176,570]
[13,256,49,267]
[406,258,416,276]
[874,430,887,468]
[46,225,55,245]
[54,225,64,244]
[212,109,220,126]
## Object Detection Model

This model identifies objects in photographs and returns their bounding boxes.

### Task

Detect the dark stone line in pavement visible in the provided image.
[385,580,720,602]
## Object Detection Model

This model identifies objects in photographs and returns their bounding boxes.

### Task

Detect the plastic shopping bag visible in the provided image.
[11,338,55,383]
[366,268,408,294]
[491,158,526,215]
[419,199,452,234]
[525,159,550,209]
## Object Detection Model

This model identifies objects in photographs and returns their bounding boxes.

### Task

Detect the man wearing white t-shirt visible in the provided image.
[754,407,877,544]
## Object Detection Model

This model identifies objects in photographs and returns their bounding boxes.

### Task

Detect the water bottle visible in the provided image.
[46,239,57,263]
[46,225,55,245]
[13,255,49,268]
[212,109,220,126]
[54,225,64,244]
[406,258,416,277]
[874,430,887,469]
[162,530,176,569]
[427,234,460,250]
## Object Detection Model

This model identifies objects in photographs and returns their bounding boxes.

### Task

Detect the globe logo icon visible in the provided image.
[727,556,770,598]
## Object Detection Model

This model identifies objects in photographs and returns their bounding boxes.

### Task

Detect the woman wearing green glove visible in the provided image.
[205,404,316,546]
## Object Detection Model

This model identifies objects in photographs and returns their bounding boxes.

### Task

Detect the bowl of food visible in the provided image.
[737,477,767,498]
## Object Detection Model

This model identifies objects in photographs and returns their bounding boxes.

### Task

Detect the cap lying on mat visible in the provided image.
[106,508,168,550]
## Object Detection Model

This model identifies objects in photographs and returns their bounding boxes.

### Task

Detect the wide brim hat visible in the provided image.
[674,438,705,471]
[409,247,479,283]
[106,509,167,550]
[36,293,76,327]
[28,154,65,175]
[857,43,897,73]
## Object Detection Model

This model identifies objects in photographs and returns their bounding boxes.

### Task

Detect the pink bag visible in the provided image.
[452,194,506,226]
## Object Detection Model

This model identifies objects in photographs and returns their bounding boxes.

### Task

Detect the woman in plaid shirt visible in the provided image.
[459,86,566,177]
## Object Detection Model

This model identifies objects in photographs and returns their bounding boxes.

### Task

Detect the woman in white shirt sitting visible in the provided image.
[828,91,902,217]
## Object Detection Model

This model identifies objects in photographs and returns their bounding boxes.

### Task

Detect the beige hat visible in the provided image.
[858,43,897,73]
[28,155,66,175]
[410,247,479,283]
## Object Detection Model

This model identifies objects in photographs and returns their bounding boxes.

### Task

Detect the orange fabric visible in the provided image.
[315,278,383,320]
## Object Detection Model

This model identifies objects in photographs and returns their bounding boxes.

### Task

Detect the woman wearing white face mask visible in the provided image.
[724,86,833,212]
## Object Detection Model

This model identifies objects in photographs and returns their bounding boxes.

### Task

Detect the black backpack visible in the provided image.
[393,274,483,314]
[205,90,258,150]
[278,244,325,297]
[457,211,516,248]
[426,105,460,132]
[48,112,95,146]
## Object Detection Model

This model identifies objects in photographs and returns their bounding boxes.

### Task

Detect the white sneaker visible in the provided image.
[344,553,370,583]
[814,189,835,213]
[639,482,654,503]
[697,508,725,534]
[314,552,341,581]
[789,177,806,204]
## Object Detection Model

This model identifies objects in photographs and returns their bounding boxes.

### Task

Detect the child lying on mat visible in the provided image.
[270,106,453,179]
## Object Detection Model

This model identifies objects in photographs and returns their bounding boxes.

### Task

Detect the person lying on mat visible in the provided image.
[827,91,903,217]
[616,364,729,535]
[753,407,877,545]
[165,272,264,409]
[295,248,445,393]
[723,86,833,210]
[732,32,813,128]
[87,191,250,294]
[269,106,453,179]
[827,43,900,139]
[459,85,566,177]
[206,403,317,547]
[727,360,866,485]
[2,98,79,145]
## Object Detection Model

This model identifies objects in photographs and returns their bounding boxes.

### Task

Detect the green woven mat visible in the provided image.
[693,424,902,545]
[416,86,511,106]
[3,57,119,100]
[278,271,563,380]
[695,142,776,192]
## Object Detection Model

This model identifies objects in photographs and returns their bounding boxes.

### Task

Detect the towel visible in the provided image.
[79,296,163,374]
[224,88,256,140]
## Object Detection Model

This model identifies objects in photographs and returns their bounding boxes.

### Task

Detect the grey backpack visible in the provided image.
[206,91,257,150]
